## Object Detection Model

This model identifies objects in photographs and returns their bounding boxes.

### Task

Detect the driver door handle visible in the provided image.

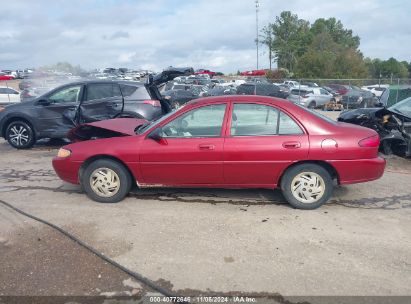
[282,141,301,149]
[199,144,215,150]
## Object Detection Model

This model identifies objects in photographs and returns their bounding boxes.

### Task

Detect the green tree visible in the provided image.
[310,18,360,49]
[264,11,311,72]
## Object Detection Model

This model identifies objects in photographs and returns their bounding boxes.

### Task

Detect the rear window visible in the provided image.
[296,104,337,124]
[119,84,138,97]
[120,84,151,99]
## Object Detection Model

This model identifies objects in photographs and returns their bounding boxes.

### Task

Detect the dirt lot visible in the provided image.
[0,114,411,303]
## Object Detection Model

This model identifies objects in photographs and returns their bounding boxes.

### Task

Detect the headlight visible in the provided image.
[57,148,71,158]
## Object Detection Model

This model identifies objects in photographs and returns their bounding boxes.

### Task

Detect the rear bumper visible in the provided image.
[52,157,82,184]
[328,157,386,184]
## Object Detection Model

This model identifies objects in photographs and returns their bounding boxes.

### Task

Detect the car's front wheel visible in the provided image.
[280,164,333,209]
[5,120,35,149]
[82,159,132,203]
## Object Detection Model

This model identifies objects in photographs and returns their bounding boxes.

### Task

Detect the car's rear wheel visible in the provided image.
[308,101,316,109]
[280,164,333,209]
[5,120,35,149]
[82,159,132,203]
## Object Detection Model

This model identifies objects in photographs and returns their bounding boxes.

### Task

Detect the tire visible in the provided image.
[82,159,132,203]
[308,101,316,109]
[280,163,333,210]
[5,120,35,149]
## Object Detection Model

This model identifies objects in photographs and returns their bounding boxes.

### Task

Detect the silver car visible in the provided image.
[287,87,333,108]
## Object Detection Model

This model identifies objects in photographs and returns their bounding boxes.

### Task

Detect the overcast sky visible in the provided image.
[1,0,410,73]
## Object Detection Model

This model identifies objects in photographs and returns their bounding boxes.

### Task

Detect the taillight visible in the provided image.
[358,135,380,147]
[143,100,161,107]
[302,95,308,98]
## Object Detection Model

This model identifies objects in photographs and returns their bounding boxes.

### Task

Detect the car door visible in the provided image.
[79,82,123,123]
[35,84,83,137]
[318,88,332,106]
[223,102,309,186]
[6,88,20,103]
[139,103,228,185]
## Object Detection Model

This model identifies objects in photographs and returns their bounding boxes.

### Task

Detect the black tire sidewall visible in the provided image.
[308,101,316,109]
[6,121,35,149]
[281,164,333,210]
[82,159,132,203]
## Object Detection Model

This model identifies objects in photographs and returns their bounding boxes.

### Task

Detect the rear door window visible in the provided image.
[86,83,121,101]
[231,103,304,136]
[231,103,279,136]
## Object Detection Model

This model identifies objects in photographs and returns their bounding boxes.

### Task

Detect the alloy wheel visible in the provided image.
[8,124,30,147]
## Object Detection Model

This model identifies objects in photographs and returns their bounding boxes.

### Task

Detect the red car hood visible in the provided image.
[68,118,148,141]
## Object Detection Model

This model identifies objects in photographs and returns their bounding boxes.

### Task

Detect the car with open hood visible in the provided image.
[52,95,385,210]
[338,97,411,157]
[0,67,192,149]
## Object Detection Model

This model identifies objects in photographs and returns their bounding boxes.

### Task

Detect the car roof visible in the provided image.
[54,80,145,87]
[187,94,292,107]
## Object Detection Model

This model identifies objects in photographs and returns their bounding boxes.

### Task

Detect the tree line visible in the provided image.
[260,11,411,79]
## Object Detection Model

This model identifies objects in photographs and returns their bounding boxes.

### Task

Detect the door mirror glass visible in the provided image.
[148,128,163,141]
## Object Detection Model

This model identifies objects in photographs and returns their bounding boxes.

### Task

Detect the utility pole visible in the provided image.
[255,0,259,70]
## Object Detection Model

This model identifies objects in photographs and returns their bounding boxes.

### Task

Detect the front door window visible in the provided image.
[161,104,227,138]
[49,86,82,104]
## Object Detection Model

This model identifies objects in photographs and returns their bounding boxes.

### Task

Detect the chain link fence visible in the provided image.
[273,78,411,107]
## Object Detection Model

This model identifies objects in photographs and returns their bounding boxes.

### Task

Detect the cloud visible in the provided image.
[0,0,409,73]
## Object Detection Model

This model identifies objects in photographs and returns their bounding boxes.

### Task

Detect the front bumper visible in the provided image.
[328,157,386,184]
[52,157,82,184]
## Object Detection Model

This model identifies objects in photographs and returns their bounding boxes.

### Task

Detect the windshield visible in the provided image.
[389,97,411,117]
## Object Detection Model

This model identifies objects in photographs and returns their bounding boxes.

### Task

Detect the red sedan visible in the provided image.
[53,95,385,209]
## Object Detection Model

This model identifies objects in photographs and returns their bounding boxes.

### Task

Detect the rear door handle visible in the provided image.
[199,144,215,150]
[106,103,118,108]
[282,141,301,149]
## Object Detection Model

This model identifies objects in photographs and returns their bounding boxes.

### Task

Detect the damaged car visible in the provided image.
[0,67,192,149]
[53,95,385,210]
[338,97,411,156]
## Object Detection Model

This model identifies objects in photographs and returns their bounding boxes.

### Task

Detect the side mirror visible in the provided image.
[37,99,51,106]
[148,128,163,141]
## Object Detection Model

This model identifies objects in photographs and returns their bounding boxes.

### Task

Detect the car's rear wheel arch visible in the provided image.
[278,160,340,187]
[79,155,136,187]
